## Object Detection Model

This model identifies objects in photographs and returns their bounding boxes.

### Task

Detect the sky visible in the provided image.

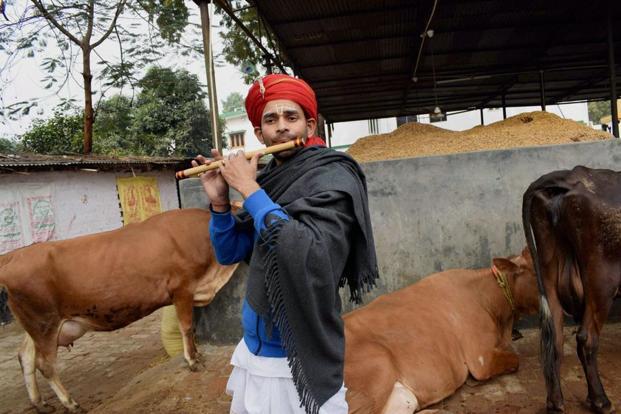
[0,1,249,138]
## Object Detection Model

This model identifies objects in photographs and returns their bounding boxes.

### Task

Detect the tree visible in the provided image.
[21,109,83,154]
[588,100,611,124]
[217,1,287,83]
[93,94,134,155]
[129,66,219,157]
[222,92,244,113]
[1,0,192,154]
[18,66,220,157]
[0,138,17,153]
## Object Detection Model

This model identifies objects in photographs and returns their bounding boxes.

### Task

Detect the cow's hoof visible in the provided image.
[587,397,614,414]
[546,400,565,413]
[187,360,205,372]
[34,401,55,414]
[62,400,83,413]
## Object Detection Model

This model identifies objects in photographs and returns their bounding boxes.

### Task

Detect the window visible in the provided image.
[229,132,245,148]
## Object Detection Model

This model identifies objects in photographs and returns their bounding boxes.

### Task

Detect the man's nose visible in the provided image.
[276,116,288,132]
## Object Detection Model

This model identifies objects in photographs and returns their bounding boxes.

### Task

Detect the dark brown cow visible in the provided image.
[344,248,538,413]
[523,166,621,413]
[0,208,238,413]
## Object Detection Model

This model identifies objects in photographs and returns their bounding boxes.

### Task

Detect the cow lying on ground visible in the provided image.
[344,248,538,413]
[0,208,238,413]
[523,166,621,414]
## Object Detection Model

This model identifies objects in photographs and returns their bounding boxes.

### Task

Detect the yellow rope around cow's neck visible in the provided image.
[491,265,516,313]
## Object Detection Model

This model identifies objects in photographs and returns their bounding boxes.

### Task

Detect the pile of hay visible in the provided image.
[347,111,611,163]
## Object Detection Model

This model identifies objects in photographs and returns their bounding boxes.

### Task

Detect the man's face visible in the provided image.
[254,99,317,163]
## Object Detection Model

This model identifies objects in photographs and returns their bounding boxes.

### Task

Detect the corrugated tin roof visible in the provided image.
[0,153,186,173]
[252,0,621,122]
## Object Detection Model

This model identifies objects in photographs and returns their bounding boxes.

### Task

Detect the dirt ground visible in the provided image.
[1,312,621,414]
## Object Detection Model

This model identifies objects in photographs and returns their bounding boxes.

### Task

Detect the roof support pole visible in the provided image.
[195,0,222,152]
[502,94,507,119]
[539,70,546,111]
[480,108,484,125]
[327,122,333,148]
[607,4,619,138]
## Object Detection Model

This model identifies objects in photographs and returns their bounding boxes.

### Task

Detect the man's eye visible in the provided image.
[288,116,297,121]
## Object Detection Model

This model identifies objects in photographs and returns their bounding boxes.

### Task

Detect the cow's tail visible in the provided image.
[522,181,560,393]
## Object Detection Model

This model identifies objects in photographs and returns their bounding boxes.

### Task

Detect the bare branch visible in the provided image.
[83,0,95,45]
[30,0,82,46]
[91,0,127,49]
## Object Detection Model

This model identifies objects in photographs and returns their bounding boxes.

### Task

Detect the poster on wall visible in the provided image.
[116,176,162,225]
[27,195,55,243]
[0,202,24,254]
[0,185,56,255]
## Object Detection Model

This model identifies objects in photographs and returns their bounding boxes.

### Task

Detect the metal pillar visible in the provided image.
[608,5,619,137]
[195,0,222,152]
[501,94,507,119]
[539,70,546,111]
[327,123,333,148]
[480,108,484,125]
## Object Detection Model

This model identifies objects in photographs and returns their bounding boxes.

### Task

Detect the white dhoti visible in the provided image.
[226,340,348,414]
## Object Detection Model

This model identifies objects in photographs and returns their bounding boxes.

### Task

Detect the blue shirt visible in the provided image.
[209,189,288,357]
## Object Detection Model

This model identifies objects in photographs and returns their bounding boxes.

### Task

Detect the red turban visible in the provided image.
[245,74,326,147]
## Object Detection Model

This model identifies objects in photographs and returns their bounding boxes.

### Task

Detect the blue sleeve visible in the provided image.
[243,189,289,234]
[209,207,253,265]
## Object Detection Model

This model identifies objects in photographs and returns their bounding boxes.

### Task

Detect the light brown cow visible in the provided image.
[344,248,538,413]
[0,208,237,413]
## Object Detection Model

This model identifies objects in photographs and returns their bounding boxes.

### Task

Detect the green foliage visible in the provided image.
[130,67,217,156]
[217,1,285,83]
[588,100,611,124]
[143,0,190,44]
[93,95,134,155]
[0,137,17,153]
[1,0,195,151]
[18,66,220,157]
[222,92,244,113]
[21,110,83,154]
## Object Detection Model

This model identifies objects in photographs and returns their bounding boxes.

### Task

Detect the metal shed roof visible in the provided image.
[0,154,186,174]
[252,0,621,122]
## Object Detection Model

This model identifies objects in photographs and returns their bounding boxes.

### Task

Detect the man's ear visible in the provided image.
[306,117,317,138]
[254,126,264,145]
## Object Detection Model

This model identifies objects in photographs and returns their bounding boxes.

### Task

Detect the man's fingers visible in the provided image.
[211,149,223,160]
[250,152,263,168]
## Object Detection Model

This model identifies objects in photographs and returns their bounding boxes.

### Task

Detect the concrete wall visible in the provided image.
[183,139,621,342]
[356,139,621,310]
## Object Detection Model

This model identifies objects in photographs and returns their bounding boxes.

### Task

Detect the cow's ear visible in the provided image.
[521,246,532,261]
[492,258,519,275]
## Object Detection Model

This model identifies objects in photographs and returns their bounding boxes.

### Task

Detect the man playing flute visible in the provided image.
[192,74,379,414]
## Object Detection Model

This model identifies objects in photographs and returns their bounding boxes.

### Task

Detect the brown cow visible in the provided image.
[523,166,621,413]
[344,248,538,413]
[0,208,237,413]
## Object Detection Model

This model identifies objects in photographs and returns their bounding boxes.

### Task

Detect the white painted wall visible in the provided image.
[0,170,178,244]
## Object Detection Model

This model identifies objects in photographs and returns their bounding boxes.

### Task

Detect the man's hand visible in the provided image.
[219,150,263,199]
[192,149,230,212]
